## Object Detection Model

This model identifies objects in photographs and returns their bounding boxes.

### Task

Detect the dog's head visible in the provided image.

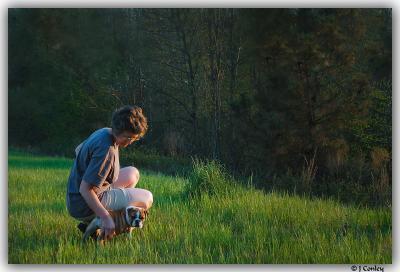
[125,206,148,229]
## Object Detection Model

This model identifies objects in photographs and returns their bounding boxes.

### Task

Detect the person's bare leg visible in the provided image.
[125,188,153,210]
[111,166,152,210]
[112,166,140,189]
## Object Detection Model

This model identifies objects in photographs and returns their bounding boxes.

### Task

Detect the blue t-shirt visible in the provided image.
[66,128,120,218]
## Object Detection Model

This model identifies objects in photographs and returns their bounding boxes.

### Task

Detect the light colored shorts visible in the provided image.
[101,187,153,210]
[76,187,153,223]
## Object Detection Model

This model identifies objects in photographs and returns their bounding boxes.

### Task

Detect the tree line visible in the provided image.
[9,8,392,205]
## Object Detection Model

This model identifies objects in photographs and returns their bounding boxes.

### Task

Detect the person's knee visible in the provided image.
[127,166,140,186]
[147,191,153,206]
[142,190,153,209]
[126,188,153,210]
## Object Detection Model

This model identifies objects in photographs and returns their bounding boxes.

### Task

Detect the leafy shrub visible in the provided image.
[185,159,236,198]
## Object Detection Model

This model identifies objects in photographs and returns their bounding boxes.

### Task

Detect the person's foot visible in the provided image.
[77,222,99,240]
[77,222,88,233]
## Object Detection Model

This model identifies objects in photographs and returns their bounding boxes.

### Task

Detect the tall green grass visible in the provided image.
[185,159,238,198]
[8,151,391,264]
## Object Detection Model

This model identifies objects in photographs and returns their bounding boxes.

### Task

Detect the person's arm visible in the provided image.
[79,180,115,240]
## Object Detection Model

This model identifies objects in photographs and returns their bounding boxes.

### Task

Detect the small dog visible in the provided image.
[82,205,148,244]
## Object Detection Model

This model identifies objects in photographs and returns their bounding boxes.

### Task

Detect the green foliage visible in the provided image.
[185,159,237,198]
[349,80,392,153]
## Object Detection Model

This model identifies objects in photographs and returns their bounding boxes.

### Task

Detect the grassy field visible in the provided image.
[8,150,391,264]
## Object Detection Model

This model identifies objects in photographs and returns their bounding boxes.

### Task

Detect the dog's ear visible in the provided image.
[143,209,149,218]
[127,207,136,217]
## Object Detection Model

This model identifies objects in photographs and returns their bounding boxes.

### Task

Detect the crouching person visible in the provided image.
[66,105,153,241]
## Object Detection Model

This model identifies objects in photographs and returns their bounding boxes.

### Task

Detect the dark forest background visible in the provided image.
[8,8,392,207]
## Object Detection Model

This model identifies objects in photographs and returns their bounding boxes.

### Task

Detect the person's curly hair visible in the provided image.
[111,105,148,138]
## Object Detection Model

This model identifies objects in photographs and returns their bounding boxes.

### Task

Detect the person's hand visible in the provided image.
[100,213,115,241]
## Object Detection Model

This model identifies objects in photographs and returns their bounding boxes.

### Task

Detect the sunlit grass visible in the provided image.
[8,151,391,264]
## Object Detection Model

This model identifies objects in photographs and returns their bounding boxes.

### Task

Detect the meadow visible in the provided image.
[8,150,391,264]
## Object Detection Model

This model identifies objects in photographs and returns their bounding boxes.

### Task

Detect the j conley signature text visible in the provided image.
[351,265,384,272]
